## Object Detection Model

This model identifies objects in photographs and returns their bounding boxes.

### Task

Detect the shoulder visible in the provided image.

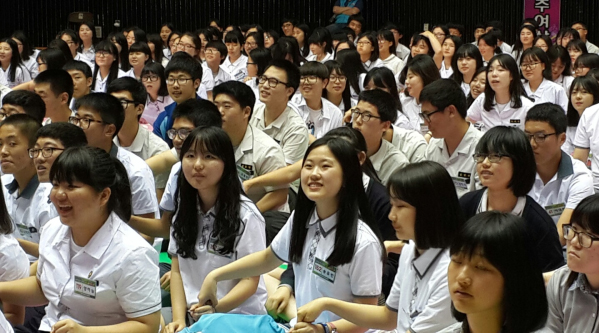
[459,189,484,208]
[355,220,383,252]
[117,147,153,175]
[251,125,283,149]
[523,195,554,223]
[239,195,266,226]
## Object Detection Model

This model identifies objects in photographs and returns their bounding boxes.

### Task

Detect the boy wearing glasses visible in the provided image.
[108,78,170,200]
[525,103,593,245]
[33,69,74,124]
[421,79,482,197]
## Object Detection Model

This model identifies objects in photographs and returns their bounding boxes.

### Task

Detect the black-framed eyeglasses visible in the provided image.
[472,153,507,163]
[300,75,319,84]
[352,108,381,122]
[119,99,136,109]
[167,128,192,141]
[329,75,347,82]
[68,116,104,129]
[166,77,193,85]
[28,147,64,159]
[525,132,557,144]
[563,224,599,248]
[258,75,289,88]
[204,48,218,55]
[419,109,443,122]
[520,62,541,70]
[95,51,111,57]
[141,75,159,82]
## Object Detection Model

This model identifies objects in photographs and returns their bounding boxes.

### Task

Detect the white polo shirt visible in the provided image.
[461,82,470,96]
[395,110,418,132]
[0,64,32,88]
[426,123,483,197]
[160,162,181,213]
[111,145,160,217]
[93,69,131,93]
[3,174,43,239]
[529,152,594,223]
[223,54,248,82]
[400,94,426,134]
[74,52,94,70]
[37,213,161,331]
[113,126,170,189]
[440,61,453,79]
[290,95,344,139]
[168,195,267,313]
[369,139,410,186]
[586,41,599,54]
[554,75,574,94]
[381,54,405,76]
[390,125,427,163]
[573,104,599,192]
[363,58,384,72]
[202,63,233,86]
[466,93,534,132]
[22,50,40,79]
[306,53,334,64]
[0,310,13,333]
[386,242,455,332]
[396,44,410,61]
[524,79,568,113]
[201,67,215,92]
[246,78,260,101]
[562,126,578,156]
[271,210,383,325]
[0,233,29,282]
[250,104,310,165]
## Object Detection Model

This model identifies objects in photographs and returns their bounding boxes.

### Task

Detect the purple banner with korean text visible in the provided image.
[524,0,560,42]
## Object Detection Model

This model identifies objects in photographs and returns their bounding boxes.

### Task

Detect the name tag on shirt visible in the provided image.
[16,223,37,240]
[236,164,255,181]
[312,257,336,283]
[509,119,521,124]
[451,177,469,190]
[74,276,98,299]
[234,71,245,80]
[545,203,565,217]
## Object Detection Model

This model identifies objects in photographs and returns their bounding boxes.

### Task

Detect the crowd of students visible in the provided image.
[0,7,599,333]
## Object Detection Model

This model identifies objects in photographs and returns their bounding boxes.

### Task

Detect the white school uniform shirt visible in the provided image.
[369,139,410,186]
[290,95,344,139]
[563,126,578,156]
[381,54,405,75]
[396,43,410,61]
[363,58,384,72]
[160,162,181,213]
[0,64,31,88]
[586,40,599,54]
[0,310,13,333]
[3,174,42,237]
[0,84,11,107]
[390,125,427,163]
[400,94,427,134]
[163,48,172,60]
[528,152,594,223]
[168,195,268,313]
[426,123,483,197]
[202,63,233,86]
[0,232,29,282]
[439,61,454,79]
[395,110,418,131]
[499,42,513,54]
[22,49,40,79]
[573,104,599,192]
[524,78,569,113]
[386,241,456,332]
[337,97,358,113]
[246,78,260,100]
[349,73,367,100]
[461,82,470,96]
[143,94,174,127]
[223,54,248,82]
[74,52,94,70]
[249,104,310,165]
[79,45,96,66]
[93,69,130,93]
[196,84,208,99]
[37,213,161,331]
[201,67,215,92]
[306,53,334,64]
[554,74,574,94]
[270,210,383,325]
[111,145,160,217]
[466,93,534,132]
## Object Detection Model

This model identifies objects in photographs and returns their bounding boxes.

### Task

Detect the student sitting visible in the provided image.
[521,47,568,112]
[63,60,93,111]
[203,41,233,86]
[0,90,46,123]
[140,62,173,129]
[33,69,74,124]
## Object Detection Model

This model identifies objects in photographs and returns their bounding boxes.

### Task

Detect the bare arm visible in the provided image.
[0,276,48,307]
[17,239,39,258]
[128,211,172,239]
[52,312,160,333]
[146,150,178,177]
[166,257,187,332]
[420,31,442,54]
[573,148,590,165]
[3,302,24,326]
[11,81,34,91]
[244,160,301,193]
[256,188,288,213]
[211,277,260,313]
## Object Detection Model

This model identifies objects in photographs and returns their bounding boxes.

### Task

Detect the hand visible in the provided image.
[160,271,172,291]
[296,298,327,324]
[164,320,186,333]
[290,322,322,333]
[189,303,216,321]
[51,319,86,333]
[197,274,219,309]
[265,285,292,317]
[420,30,435,38]
[343,109,353,123]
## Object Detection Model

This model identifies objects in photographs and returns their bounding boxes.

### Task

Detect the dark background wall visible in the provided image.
[0,0,594,47]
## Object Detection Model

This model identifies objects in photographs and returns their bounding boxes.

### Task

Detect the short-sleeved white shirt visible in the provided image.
[223,54,248,82]
[93,69,131,93]
[160,162,181,213]
[168,195,268,312]
[563,126,581,158]
[74,52,94,70]
[554,75,574,94]
[0,64,32,88]
[426,123,483,197]
[524,79,569,113]
[440,62,454,79]
[529,152,594,223]
[363,58,384,72]
[0,232,29,282]
[400,94,427,134]
[573,104,599,192]
[466,93,534,132]
[3,175,43,242]
[16,182,57,261]
[290,95,344,139]
[306,53,334,64]
[369,139,410,186]
[0,84,11,107]
[385,241,456,332]
[0,310,13,333]
[270,210,383,324]
[395,110,419,132]
[461,82,470,96]
[250,104,310,165]
[79,46,95,67]
[201,67,216,92]
[390,125,427,163]
[22,50,40,79]
[37,213,161,331]
[202,63,233,86]
[381,54,405,76]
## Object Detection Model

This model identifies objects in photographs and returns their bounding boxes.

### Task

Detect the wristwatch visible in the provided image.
[328,322,338,333]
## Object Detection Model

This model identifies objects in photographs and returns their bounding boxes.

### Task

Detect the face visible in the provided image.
[571,84,595,115]
[474,28,486,41]
[293,28,304,45]
[147,42,156,60]
[520,29,534,45]
[259,67,293,105]
[167,70,200,104]
[388,194,416,240]
[569,48,583,68]
[282,22,294,36]
[126,31,136,48]
[405,69,424,99]
[433,27,446,44]
[377,37,393,54]
[205,47,222,67]
[199,34,208,49]
[170,37,181,54]
[561,34,574,48]
[534,39,548,52]
[348,20,362,36]
[95,50,115,68]
[225,42,241,57]
[488,60,512,93]
[478,40,493,60]
[476,152,513,190]
[0,42,13,63]
[178,35,198,58]
[0,125,34,175]
[420,101,448,137]
[168,34,180,49]
[37,58,48,73]
[356,37,374,56]
[73,108,109,148]
[326,69,347,95]
[51,179,109,226]
[520,56,545,81]
[0,104,26,119]
[449,28,462,37]
[458,56,477,75]
[181,143,225,194]
[525,120,564,168]
[171,118,195,155]
[300,75,327,100]
[33,137,65,182]
[11,38,23,55]
[573,24,588,40]
[575,64,590,77]
[142,72,160,96]
[214,93,250,138]
[335,42,351,53]
[352,100,388,152]
[301,145,343,205]
[160,26,172,43]
[470,71,487,100]
[35,82,65,114]
[110,37,122,53]
[551,59,565,80]
[411,40,429,57]
[448,252,505,318]
[566,223,599,276]
[264,33,275,48]
[111,91,141,126]
[61,34,79,56]
[442,39,456,57]
[246,56,258,77]
[129,51,149,68]
[244,36,257,55]
[79,24,93,42]
[310,43,326,56]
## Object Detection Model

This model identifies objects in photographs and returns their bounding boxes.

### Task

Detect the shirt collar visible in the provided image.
[235,125,253,161]
[478,189,526,216]
[557,151,575,179]
[571,273,599,294]
[267,106,292,129]
[127,126,147,152]
[5,174,40,199]
[439,123,478,156]
[109,144,119,158]
[306,209,338,237]
[369,139,387,171]
[412,247,444,279]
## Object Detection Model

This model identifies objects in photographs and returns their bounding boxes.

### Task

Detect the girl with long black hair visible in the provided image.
[0,38,31,88]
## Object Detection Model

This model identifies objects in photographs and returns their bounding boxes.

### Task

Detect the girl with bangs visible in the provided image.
[451,44,483,96]
[91,40,129,93]
[566,39,588,70]
[548,45,574,93]
[141,62,173,127]
[377,29,404,76]
[477,32,502,66]
[511,25,537,66]
[467,66,487,108]
[306,28,334,63]
[434,35,463,79]
[572,53,599,78]
[400,54,441,134]
[335,49,366,99]
[323,60,356,112]
[165,127,268,332]
[108,31,131,72]
[520,47,568,112]
[563,76,599,155]
[397,32,436,86]
[125,41,152,80]
[439,211,548,333]
[356,32,382,71]
[0,38,31,88]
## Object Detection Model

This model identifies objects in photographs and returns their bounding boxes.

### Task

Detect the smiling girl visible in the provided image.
[0,38,31,88]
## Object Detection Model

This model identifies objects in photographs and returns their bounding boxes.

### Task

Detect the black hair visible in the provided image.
[50,146,132,221]
[248,48,272,85]
[522,18,540,30]
[559,28,581,46]
[59,29,82,49]
[570,194,599,240]
[213,81,256,119]
[197,28,216,46]
[224,29,244,46]
[35,122,87,148]
[75,93,124,137]
[295,24,310,58]
[264,59,301,98]
[265,29,280,46]
[547,45,572,77]
[512,25,538,61]
[403,54,441,98]
[172,126,242,259]
[525,102,567,134]
[91,40,120,91]
[289,137,384,266]
[11,31,35,61]
[63,60,93,78]
[281,18,297,26]
[140,62,168,97]
[377,29,396,55]
[398,33,434,84]
[299,61,329,79]
[128,41,152,68]
[450,211,548,333]
[34,69,74,102]
[382,22,403,36]
[108,32,131,72]
[420,79,467,119]
[323,60,352,112]
[451,44,483,85]
[172,99,222,128]
[574,53,599,72]
[475,126,536,196]
[0,38,22,82]
[128,28,148,45]
[483,54,530,111]
[324,126,379,182]
[307,27,333,55]
[245,32,265,54]
[348,14,365,31]
[442,35,464,65]
[333,40,357,56]
[48,39,74,62]
[390,161,465,249]
[566,39,588,55]
[107,77,147,107]
[356,32,379,63]
[161,23,175,33]
[534,35,553,50]
[448,23,465,36]
[1,91,45,124]
[432,24,450,36]
[209,19,223,31]
[206,40,228,64]
[521,47,552,80]
[336,49,366,95]
[566,76,599,127]
[466,66,488,107]
[166,31,182,49]
[363,67,401,111]
[485,20,504,32]
[78,21,97,47]
[146,34,165,64]
[275,36,305,67]
[478,31,503,57]
[0,114,42,147]
[37,48,68,72]
[179,32,202,60]
[358,89,397,123]
[342,27,356,41]
[165,52,203,82]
